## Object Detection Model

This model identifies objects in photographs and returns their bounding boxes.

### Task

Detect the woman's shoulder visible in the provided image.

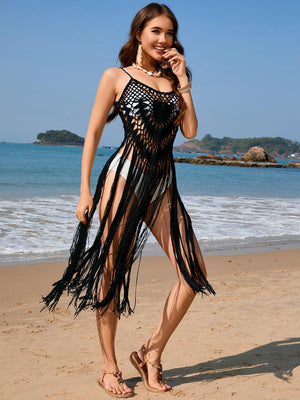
[100,67,130,87]
[101,67,126,80]
[98,67,128,93]
[99,67,132,102]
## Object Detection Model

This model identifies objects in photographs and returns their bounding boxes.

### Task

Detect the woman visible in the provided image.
[42,3,215,397]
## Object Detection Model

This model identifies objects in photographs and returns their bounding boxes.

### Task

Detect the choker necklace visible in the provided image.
[132,63,161,77]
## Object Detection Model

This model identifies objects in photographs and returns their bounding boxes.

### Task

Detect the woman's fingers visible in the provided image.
[75,208,87,224]
[163,48,186,76]
[164,47,178,55]
[86,207,94,224]
[164,48,184,59]
[168,55,181,63]
[75,193,94,224]
[76,206,92,225]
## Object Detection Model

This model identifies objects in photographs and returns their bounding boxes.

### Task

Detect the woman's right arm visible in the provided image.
[75,68,118,224]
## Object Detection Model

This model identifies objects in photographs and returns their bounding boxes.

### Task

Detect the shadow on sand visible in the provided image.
[164,337,300,387]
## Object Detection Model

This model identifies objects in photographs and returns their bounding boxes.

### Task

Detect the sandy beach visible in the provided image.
[1,249,300,399]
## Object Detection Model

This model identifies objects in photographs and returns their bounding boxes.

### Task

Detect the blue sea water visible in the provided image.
[1,142,300,265]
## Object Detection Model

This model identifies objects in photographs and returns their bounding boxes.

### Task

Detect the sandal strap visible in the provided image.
[146,359,163,372]
[142,345,164,383]
[100,370,124,384]
[135,346,146,368]
[142,345,163,370]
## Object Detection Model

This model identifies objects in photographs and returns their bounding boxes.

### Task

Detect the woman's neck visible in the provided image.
[141,54,157,73]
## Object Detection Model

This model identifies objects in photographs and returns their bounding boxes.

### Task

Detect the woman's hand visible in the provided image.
[75,192,93,225]
[163,50,197,139]
[163,48,187,81]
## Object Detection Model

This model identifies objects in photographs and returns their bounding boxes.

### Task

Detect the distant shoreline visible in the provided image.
[32,142,83,147]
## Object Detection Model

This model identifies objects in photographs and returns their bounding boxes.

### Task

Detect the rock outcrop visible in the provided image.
[174,147,299,168]
[174,157,282,168]
[285,162,300,168]
[173,141,202,153]
[240,146,276,163]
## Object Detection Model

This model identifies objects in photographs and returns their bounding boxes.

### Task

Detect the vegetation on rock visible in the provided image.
[34,130,84,146]
[174,135,300,156]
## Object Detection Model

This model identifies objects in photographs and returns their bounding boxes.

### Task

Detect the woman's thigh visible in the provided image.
[97,170,138,283]
[145,187,207,279]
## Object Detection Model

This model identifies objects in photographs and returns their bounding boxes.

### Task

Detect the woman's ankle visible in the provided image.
[101,359,119,373]
[141,342,162,363]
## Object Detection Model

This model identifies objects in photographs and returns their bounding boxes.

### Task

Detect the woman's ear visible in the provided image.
[136,30,141,42]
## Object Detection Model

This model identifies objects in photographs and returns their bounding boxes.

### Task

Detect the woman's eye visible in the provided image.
[151,29,173,37]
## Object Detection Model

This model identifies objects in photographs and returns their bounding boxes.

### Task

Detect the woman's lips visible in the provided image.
[154,46,166,55]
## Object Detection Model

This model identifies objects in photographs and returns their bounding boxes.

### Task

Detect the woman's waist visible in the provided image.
[118,150,172,166]
[109,150,173,176]
[117,141,173,163]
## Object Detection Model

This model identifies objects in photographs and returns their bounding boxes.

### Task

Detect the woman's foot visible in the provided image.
[98,368,133,398]
[136,345,171,391]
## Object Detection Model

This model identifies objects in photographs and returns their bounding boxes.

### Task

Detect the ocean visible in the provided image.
[1,142,300,265]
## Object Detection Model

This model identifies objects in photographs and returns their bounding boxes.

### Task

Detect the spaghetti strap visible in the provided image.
[121,67,132,78]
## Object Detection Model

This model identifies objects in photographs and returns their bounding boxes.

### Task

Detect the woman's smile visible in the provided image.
[153,46,166,55]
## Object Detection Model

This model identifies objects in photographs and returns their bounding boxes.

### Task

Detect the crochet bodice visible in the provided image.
[114,71,180,160]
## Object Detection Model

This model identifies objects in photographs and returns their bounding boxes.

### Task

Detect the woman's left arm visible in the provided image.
[163,48,198,139]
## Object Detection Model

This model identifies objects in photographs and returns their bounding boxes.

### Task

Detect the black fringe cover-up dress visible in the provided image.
[42,68,215,317]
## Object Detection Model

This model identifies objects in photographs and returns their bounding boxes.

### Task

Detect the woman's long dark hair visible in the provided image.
[107,2,191,125]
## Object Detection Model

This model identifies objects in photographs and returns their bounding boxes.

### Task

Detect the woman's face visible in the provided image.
[138,15,174,64]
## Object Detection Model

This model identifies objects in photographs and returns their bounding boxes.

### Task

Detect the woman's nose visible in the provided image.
[158,33,167,43]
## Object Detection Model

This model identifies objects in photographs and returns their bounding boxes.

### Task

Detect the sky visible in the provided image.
[1,0,299,146]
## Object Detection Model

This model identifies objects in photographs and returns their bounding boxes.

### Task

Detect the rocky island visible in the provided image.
[33,130,84,146]
[174,134,300,159]
[174,146,300,168]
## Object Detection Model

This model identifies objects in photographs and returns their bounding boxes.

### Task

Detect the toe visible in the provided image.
[161,384,169,391]
[158,382,171,391]
[122,382,132,393]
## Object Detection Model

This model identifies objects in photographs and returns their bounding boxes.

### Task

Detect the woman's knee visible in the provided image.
[177,274,196,298]
[97,264,114,302]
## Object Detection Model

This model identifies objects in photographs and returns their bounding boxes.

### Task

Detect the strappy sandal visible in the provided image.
[130,344,170,392]
[97,370,134,398]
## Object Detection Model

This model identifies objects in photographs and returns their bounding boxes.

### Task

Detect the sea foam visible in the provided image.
[0,194,299,264]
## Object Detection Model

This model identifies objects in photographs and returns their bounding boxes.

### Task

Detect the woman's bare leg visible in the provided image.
[139,188,207,391]
[96,171,135,395]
